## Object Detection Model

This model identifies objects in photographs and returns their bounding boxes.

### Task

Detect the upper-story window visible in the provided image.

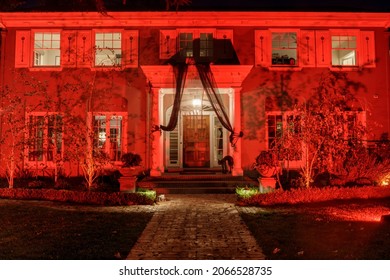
[271,32,297,66]
[178,31,214,58]
[33,32,61,67]
[95,32,122,66]
[200,33,213,57]
[179,33,193,57]
[331,35,357,66]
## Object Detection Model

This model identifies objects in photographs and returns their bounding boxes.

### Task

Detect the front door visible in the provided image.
[183,115,210,167]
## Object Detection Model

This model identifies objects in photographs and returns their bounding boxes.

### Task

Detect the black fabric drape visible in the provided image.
[155,62,242,147]
[196,63,243,147]
[159,63,188,131]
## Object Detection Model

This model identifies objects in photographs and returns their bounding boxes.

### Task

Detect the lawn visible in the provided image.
[0,199,154,260]
[239,197,390,259]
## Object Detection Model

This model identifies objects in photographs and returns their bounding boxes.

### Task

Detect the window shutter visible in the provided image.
[61,30,77,67]
[123,30,139,68]
[315,30,331,67]
[360,31,375,67]
[160,30,177,59]
[76,31,92,67]
[255,30,270,67]
[299,30,315,67]
[15,30,31,68]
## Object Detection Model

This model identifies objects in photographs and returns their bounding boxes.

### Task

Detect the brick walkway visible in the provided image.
[126,194,265,260]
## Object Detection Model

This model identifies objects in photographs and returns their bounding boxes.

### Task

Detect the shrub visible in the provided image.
[0,188,156,206]
[236,186,259,200]
[120,152,142,167]
[237,186,390,207]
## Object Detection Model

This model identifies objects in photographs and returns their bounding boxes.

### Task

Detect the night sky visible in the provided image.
[1,0,389,12]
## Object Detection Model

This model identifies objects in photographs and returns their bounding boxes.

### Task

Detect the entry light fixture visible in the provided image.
[192,98,202,107]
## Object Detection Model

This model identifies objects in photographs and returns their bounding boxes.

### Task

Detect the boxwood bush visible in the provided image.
[0,188,156,206]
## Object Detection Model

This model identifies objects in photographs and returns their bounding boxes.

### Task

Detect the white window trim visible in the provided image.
[269,29,301,70]
[30,29,63,71]
[329,29,360,70]
[92,29,124,69]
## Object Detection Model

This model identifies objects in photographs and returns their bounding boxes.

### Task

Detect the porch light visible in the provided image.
[192,98,202,107]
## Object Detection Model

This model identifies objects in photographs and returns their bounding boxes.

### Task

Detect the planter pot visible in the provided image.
[119,167,140,177]
[119,176,137,192]
[258,177,277,193]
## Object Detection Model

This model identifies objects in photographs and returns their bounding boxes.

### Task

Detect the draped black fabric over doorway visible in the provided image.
[155,62,243,147]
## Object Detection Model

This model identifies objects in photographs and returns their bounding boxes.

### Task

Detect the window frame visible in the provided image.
[31,30,62,69]
[271,30,299,67]
[266,111,303,165]
[92,112,127,163]
[93,30,123,68]
[25,112,64,167]
[330,30,359,67]
[177,29,215,59]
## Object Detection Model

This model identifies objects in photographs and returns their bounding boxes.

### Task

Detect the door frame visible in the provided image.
[162,89,233,169]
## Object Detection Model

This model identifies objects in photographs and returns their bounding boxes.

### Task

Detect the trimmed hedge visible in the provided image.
[237,186,390,206]
[0,188,156,206]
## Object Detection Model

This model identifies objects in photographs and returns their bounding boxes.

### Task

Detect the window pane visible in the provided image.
[43,33,51,40]
[104,41,113,48]
[104,33,113,40]
[35,33,43,41]
[52,41,60,49]
[113,33,121,40]
[113,41,121,48]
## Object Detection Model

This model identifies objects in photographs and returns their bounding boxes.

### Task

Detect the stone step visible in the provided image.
[137,175,258,194]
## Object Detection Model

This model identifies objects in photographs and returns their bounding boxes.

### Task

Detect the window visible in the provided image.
[338,111,366,142]
[200,33,213,57]
[28,114,63,162]
[33,32,60,66]
[179,33,193,57]
[332,35,357,66]
[266,112,302,160]
[93,114,124,161]
[272,32,297,66]
[178,31,214,58]
[95,32,122,66]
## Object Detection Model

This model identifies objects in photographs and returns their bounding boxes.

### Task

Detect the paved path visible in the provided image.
[126,194,265,260]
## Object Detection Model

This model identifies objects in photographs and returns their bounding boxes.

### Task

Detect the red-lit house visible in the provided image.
[0,10,389,181]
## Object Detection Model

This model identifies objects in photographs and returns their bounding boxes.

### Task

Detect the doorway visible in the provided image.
[183,115,210,168]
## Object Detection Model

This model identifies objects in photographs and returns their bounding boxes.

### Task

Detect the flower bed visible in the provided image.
[0,188,156,206]
[237,186,390,206]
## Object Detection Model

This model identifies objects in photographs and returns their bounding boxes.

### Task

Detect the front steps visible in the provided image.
[137,172,258,194]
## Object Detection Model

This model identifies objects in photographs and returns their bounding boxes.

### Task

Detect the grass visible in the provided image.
[239,198,390,259]
[0,199,154,260]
